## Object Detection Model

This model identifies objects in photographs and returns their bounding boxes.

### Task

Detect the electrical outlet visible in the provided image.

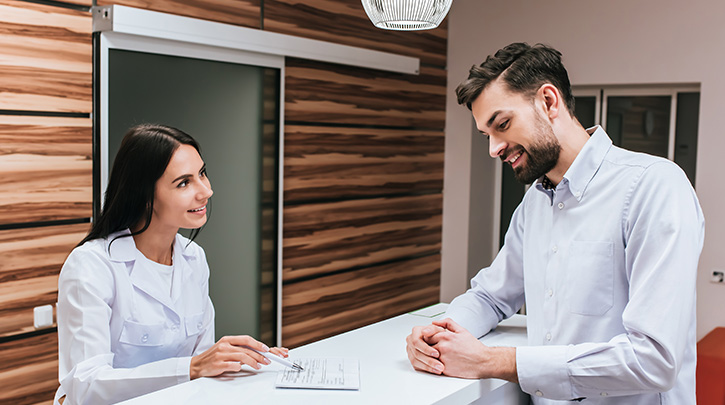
[33,305,53,329]
[711,270,725,284]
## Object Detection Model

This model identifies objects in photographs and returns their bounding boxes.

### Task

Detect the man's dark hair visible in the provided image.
[456,42,575,115]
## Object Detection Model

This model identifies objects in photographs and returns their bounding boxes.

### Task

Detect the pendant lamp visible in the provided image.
[361,0,453,31]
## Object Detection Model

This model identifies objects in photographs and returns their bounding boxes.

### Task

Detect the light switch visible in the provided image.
[33,305,54,329]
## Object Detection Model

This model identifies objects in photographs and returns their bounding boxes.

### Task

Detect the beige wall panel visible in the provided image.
[0,333,58,405]
[0,223,89,338]
[282,253,440,347]
[264,0,447,66]
[0,116,92,225]
[284,125,444,202]
[97,0,261,29]
[0,1,91,113]
[285,59,446,129]
[283,194,442,281]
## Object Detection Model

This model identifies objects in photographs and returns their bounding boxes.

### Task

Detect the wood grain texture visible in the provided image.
[0,223,89,338]
[283,194,441,282]
[284,125,443,202]
[97,0,261,29]
[264,0,447,66]
[282,253,440,347]
[60,0,92,7]
[0,332,58,405]
[0,0,91,113]
[285,58,446,129]
[0,116,92,225]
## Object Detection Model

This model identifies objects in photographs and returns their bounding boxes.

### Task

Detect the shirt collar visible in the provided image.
[107,229,197,262]
[563,125,612,202]
[534,125,612,201]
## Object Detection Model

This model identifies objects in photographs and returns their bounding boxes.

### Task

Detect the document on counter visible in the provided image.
[275,358,360,390]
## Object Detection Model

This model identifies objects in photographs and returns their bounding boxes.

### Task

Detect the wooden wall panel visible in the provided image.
[284,125,443,202]
[283,194,441,282]
[0,116,92,225]
[282,253,440,347]
[264,0,447,66]
[0,223,89,338]
[0,0,91,113]
[97,0,261,29]
[61,0,92,7]
[0,332,58,405]
[285,58,446,129]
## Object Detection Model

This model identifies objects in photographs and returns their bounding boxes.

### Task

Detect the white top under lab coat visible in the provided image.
[55,230,215,405]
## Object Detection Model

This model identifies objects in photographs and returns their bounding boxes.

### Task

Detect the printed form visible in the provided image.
[275,358,360,390]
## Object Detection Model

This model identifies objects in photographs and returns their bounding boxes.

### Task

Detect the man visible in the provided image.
[406,42,704,404]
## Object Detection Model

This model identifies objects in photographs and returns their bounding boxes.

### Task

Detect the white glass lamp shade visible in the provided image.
[361,0,453,31]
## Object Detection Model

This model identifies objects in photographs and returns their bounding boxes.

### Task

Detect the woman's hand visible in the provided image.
[190,335,288,379]
[269,346,289,358]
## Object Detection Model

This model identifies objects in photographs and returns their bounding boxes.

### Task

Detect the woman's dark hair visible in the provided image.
[79,124,206,247]
[456,42,575,116]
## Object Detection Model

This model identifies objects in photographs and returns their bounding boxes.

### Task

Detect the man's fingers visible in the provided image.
[407,347,444,374]
[405,337,444,374]
[421,324,446,337]
[426,330,448,345]
[413,335,439,357]
[432,318,464,333]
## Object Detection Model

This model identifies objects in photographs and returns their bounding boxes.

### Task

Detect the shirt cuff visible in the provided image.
[517,345,572,400]
[176,356,193,384]
[445,298,500,338]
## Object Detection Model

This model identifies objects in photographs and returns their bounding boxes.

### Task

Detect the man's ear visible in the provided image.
[538,83,561,121]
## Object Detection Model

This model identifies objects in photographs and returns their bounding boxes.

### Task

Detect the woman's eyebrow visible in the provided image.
[172,173,192,183]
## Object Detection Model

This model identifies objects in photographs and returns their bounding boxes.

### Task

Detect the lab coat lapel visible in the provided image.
[109,231,180,317]
[128,259,177,314]
[171,234,198,307]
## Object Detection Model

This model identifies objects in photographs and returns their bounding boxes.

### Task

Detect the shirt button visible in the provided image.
[141,333,149,343]
[197,322,203,329]
[600,392,608,397]
[552,245,558,253]
[535,390,543,397]
[546,332,552,341]
[557,202,564,209]
[547,289,553,297]
[171,324,179,331]
[574,191,581,198]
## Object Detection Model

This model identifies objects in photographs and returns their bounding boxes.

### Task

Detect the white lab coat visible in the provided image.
[55,229,215,405]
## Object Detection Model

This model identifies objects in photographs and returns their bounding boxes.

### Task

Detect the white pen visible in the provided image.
[251,348,304,371]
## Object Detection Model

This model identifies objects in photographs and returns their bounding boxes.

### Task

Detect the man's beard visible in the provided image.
[511,114,561,184]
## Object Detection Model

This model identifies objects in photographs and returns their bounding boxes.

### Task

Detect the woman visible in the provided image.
[55,124,287,404]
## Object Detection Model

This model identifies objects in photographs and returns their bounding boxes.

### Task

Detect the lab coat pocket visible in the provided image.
[567,241,614,316]
[185,312,205,337]
[119,320,166,346]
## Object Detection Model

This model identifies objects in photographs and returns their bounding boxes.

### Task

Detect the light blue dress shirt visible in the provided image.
[446,126,704,404]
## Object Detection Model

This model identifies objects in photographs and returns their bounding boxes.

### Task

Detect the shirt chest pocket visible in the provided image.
[119,320,166,346]
[184,312,205,338]
[566,241,614,316]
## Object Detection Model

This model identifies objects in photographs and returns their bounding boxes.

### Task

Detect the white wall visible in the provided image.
[441,0,725,339]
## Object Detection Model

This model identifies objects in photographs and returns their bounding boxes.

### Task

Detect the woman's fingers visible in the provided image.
[223,335,270,352]
[192,336,291,378]
[269,347,289,357]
